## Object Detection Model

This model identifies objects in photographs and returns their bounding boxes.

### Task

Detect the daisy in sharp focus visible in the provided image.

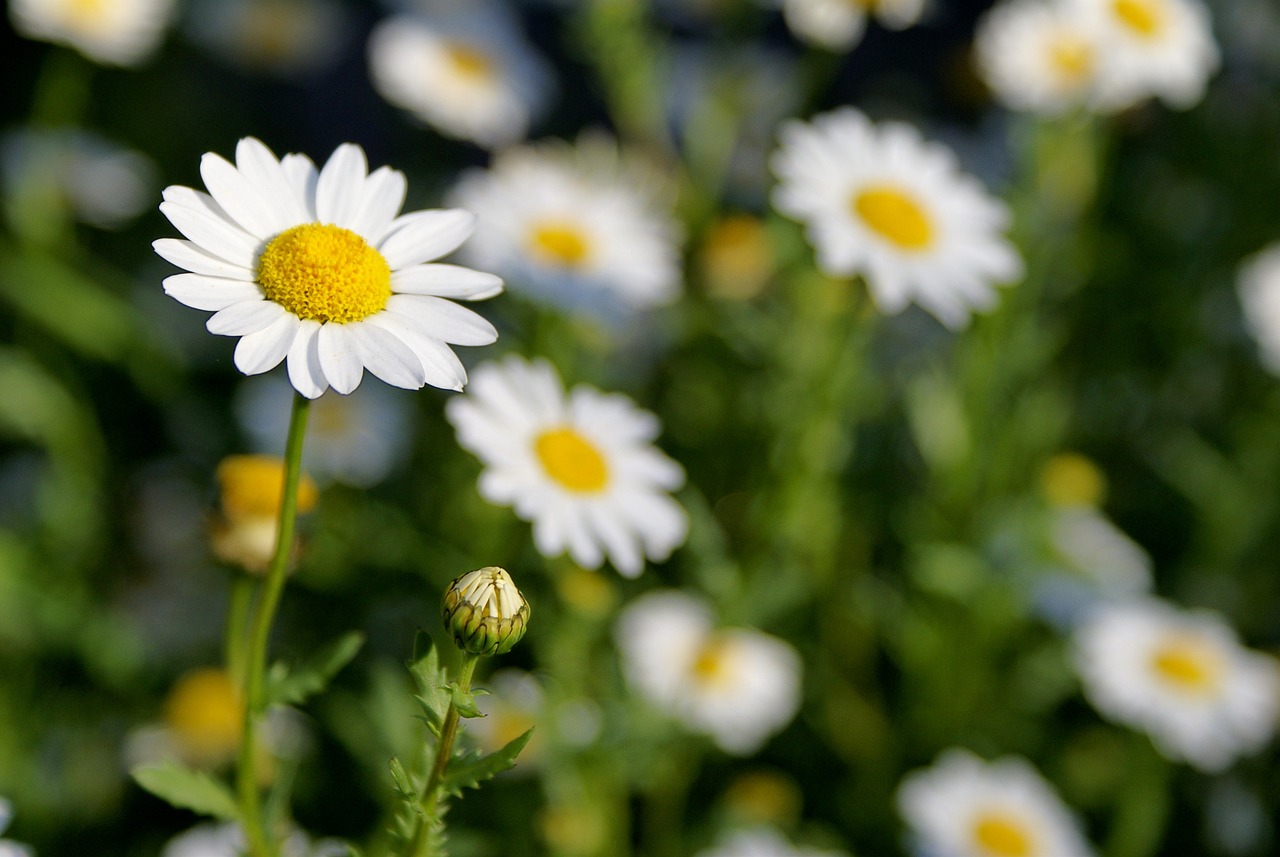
[772,0,926,52]
[9,0,175,65]
[975,0,1105,115]
[615,591,801,755]
[898,749,1096,857]
[1073,598,1280,772]
[771,108,1023,329]
[445,355,688,577]
[155,138,503,398]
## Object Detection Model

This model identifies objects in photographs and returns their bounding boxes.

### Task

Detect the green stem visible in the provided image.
[407,653,481,857]
[236,392,312,857]
[224,574,255,685]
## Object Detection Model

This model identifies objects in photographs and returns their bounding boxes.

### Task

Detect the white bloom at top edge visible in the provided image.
[445,355,688,577]
[771,107,1023,329]
[615,591,802,755]
[769,0,926,52]
[1237,242,1280,376]
[898,749,1096,857]
[9,0,175,65]
[155,137,504,398]
[1072,598,1280,772]
[696,827,849,857]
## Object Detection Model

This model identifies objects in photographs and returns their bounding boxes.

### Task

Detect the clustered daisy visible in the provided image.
[771,0,926,52]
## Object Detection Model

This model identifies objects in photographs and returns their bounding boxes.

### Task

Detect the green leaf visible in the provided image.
[409,643,451,733]
[266,631,365,708]
[131,762,239,820]
[450,686,482,719]
[442,729,534,796]
[388,756,416,800]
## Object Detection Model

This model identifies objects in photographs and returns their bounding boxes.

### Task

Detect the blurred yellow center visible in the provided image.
[258,223,391,323]
[445,42,495,80]
[217,454,318,520]
[1112,0,1162,37]
[529,223,591,267]
[1151,636,1222,693]
[164,668,243,759]
[1048,35,1093,83]
[691,637,736,688]
[535,428,609,493]
[67,0,107,26]
[972,812,1034,857]
[852,186,934,250]
[1040,452,1106,508]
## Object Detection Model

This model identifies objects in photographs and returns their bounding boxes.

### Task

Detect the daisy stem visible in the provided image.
[407,652,480,857]
[236,392,312,857]
[224,573,255,685]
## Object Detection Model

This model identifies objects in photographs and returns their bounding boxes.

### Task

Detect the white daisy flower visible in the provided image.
[975,0,1105,115]
[1072,0,1219,111]
[368,2,554,150]
[0,799,32,857]
[696,827,848,857]
[468,668,546,769]
[187,0,349,79]
[615,591,802,754]
[1033,507,1153,627]
[897,749,1096,857]
[445,356,688,577]
[448,137,683,319]
[1237,242,1280,375]
[771,108,1023,329]
[1073,598,1280,772]
[161,823,342,857]
[772,0,926,52]
[9,0,174,65]
[154,137,503,398]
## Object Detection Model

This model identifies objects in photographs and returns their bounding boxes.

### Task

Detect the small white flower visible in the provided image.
[772,0,925,52]
[155,137,503,398]
[898,749,1096,857]
[1033,507,1153,627]
[445,356,688,577]
[771,107,1023,329]
[975,0,1105,115]
[448,136,683,319]
[0,799,32,857]
[368,2,553,149]
[187,0,349,78]
[696,827,848,857]
[1237,242,1280,375]
[468,668,546,768]
[615,591,802,754]
[161,823,341,857]
[1073,598,1280,772]
[9,0,174,65]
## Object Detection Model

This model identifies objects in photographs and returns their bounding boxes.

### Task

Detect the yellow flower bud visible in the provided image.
[442,566,530,656]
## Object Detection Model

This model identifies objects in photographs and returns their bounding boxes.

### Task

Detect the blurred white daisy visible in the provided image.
[975,0,1104,115]
[0,799,32,857]
[445,356,687,577]
[161,822,341,857]
[898,749,1095,857]
[615,591,801,754]
[155,137,503,398]
[1073,598,1280,772]
[9,0,174,65]
[368,1,554,149]
[696,827,848,857]
[1033,507,1153,627]
[187,0,349,79]
[771,108,1023,329]
[1236,243,1280,375]
[771,0,926,52]
[468,668,546,768]
[1072,0,1219,110]
[448,136,682,320]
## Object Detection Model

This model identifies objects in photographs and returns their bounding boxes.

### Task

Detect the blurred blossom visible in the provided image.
[1038,453,1106,509]
[721,771,804,828]
[768,0,926,52]
[368,1,554,149]
[235,376,413,487]
[9,0,174,65]
[1073,598,1280,772]
[445,356,688,577]
[698,215,776,301]
[161,823,342,857]
[210,454,319,573]
[448,135,683,321]
[187,0,349,79]
[155,138,502,398]
[695,827,847,857]
[897,749,1096,857]
[124,668,241,768]
[1,127,156,232]
[0,799,32,857]
[1235,242,1280,375]
[1033,508,1153,627]
[974,0,1105,115]
[469,668,545,768]
[771,108,1023,329]
[615,591,801,755]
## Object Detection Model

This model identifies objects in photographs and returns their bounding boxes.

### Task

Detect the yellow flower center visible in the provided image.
[972,811,1035,857]
[66,0,108,27]
[1112,0,1163,38]
[691,636,737,689]
[257,223,391,323]
[1040,452,1106,508]
[529,222,592,268]
[1048,34,1093,85]
[444,42,495,81]
[164,668,243,759]
[217,454,318,520]
[851,185,934,250]
[1151,635,1222,694]
[535,427,609,493]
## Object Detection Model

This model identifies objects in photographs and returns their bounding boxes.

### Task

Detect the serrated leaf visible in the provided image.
[442,729,533,796]
[450,686,483,719]
[131,762,239,821]
[389,756,416,800]
[408,643,450,731]
[266,631,365,708]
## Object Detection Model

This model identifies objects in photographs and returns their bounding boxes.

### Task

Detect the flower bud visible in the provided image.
[442,566,530,656]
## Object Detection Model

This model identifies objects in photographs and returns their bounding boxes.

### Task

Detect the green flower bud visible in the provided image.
[442,566,530,656]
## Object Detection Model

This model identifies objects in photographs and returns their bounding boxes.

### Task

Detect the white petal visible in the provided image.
[378,209,475,268]
[385,294,497,345]
[207,300,287,336]
[316,143,369,227]
[234,313,300,374]
[347,321,426,389]
[563,512,605,570]
[287,319,328,398]
[586,504,643,578]
[391,264,504,300]
[235,137,309,225]
[349,166,407,243]
[280,153,319,219]
[363,313,467,391]
[200,152,280,238]
[159,201,261,268]
[163,273,263,311]
[153,238,255,280]
[317,323,364,394]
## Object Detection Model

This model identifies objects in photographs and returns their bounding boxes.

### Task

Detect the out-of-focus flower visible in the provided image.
[615,591,801,754]
[155,137,502,398]
[187,0,349,79]
[442,566,530,656]
[9,0,174,65]
[1073,598,1280,772]
[468,668,545,766]
[695,827,847,857]
[698,215,776,301]
[0,799,33,857]
[897,749,1096,857]
[162,667,242,763]
[975,0,1105,115]
[368,1,553,149]
[161,823,342,857]
[235,376,413,488]
[211,454,318,573]
[446,356,688,577]
[448,136,682,321]
[771,108,1023,329]
[769,0,925,52]
[1033,507,1153,626]
[1237,243,1280,375]
[721,771,804,827]
[1039,452,1106,509]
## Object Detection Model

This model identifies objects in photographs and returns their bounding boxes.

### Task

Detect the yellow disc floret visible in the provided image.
[1151,635,1223,695]
[258,223,391,323]
[535,427,609,493]
[529,222,592,268]
[164,668,243,761]
[852,185,935,251]
[217,454,319,520]
[1112,0,1163,38]
[445,42,496,81]
[971,811,1035,857]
